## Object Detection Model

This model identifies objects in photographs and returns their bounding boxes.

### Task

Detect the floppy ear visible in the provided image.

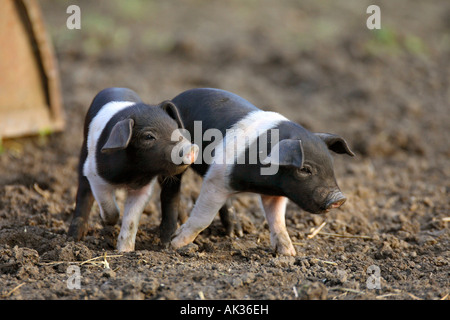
[101,118,134,153]
[262,139,304,168]
[315,133,355,156]
[160,100,184,129]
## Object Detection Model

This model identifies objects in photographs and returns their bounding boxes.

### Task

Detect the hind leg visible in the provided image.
[89,178,120,226]
[68,175,95,240]
[219,199,243,237]
[159,174,184,246]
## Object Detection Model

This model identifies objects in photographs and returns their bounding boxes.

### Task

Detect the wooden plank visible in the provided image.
[0,0,64,139]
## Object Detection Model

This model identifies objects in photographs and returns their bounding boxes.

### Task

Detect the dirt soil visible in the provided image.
[1,0,449,300]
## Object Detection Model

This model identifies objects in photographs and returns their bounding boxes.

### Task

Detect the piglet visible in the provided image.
[68,87,199,252]
[167,88,354,256]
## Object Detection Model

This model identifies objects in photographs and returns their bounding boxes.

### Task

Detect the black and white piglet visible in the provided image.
[167,88,354,256]
[68,87,199,252]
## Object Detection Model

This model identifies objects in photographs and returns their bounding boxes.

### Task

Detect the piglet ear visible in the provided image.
[315,133,355,156]
[262,139,304,168]
[160,100,184,129]
[101,118,134,153]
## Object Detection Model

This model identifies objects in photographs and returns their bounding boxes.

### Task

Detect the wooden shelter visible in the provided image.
[0,0,64,139]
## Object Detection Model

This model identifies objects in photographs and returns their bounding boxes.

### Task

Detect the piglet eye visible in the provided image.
[300,167,312,174]
[300,166,312,175]
[145,134,156,141]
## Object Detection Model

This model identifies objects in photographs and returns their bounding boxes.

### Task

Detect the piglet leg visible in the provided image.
[89,179,120,226]
[117,179,156,252]
[171,178,229,249]
[260,195,296,256]
[159,174,183,247]
[219,199,243,238]
[68,176,94,240]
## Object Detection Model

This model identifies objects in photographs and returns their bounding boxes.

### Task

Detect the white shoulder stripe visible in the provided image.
[83,101,135,178]
[230,110,288,135]
[205,110,288,188]
[224,110,288,165]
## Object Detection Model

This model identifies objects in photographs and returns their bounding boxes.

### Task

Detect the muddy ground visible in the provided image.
[0,1,449,300]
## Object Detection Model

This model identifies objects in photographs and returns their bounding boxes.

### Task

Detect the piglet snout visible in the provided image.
[179,143,199,165]
[325,192,346,210]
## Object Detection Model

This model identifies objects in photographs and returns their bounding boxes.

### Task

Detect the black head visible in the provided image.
[98,101,198,186]
[260,129,354,214]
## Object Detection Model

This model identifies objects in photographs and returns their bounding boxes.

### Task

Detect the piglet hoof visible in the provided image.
[159,239,171,250]
[159,226,176,248]
[171,226,195,250]
[234,222,244,238]
[271,234,296,256]
[116,236,135,252]
[170,236,189,250]
[275,244,296,257]
[224,219,244,238]
[117,243,135,253]
[101,211,119,226]
[220,205,244,238]
[67,218,88,241]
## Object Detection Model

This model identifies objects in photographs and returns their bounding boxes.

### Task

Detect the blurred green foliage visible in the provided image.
[49,0,169,56]
[45,0,434,60]
[81,12,130,56]
[365,27,428,57]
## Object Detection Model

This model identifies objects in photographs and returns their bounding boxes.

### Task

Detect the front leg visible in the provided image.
[117,179,156,252]
[260,195,295,256]
[159,174,183,246]
[171,177,229,249]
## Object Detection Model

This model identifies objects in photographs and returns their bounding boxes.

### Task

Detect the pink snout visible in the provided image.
[180,144,199,165]
[326,195,346,210]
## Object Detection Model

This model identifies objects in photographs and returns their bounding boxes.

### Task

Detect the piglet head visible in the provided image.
[265,132,354,214]
[100,101,198,178]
